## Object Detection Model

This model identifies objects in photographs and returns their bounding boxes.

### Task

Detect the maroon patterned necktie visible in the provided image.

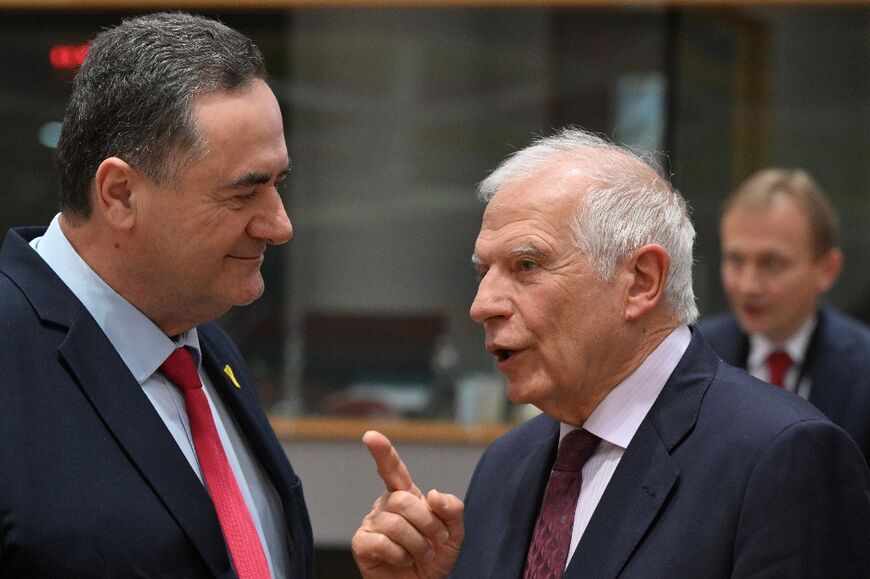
[766,350,792,388]
[523,429,600,579]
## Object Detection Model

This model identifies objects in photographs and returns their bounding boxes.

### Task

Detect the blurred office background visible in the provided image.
[1,1,868,575]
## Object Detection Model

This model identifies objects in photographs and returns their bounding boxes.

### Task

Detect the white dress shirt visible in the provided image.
[31,214,290,578]
[747,316,815,398]
[561,325,692,565]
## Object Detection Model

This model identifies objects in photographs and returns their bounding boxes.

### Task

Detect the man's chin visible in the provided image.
[735,312,768,336]
[505,380,535,405]
[228,279,265,306]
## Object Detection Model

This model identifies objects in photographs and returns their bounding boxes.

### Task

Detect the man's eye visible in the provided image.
[519,260,537,272]
[237,191,257,201]
[723,254,743,267]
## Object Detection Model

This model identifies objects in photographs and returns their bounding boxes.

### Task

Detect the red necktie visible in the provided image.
[160,347,271,579]
[523,429,600,579]
[765,350,792,388]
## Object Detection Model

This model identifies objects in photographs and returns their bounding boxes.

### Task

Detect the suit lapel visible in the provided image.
[199,337,279,481]
[198,328,308,564]
[489,424,559,579]
[58,311,232,577]
[805,307,850,417]
[565,331,716,579]
[564,421,678,579]
[198,329,294,495]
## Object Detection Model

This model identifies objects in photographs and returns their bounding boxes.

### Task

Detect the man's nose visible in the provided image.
[470,272,512,324]
[249,188,293,245]
[734,264,764,293]
[726,262,766,298]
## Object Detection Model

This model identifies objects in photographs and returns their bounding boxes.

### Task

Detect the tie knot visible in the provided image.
[553,429,600,472]
[160,347,202,391]
[766,350,791,367]
[765,350,792,388]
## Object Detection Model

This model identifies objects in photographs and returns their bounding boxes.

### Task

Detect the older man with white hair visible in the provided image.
[352,128,870,579]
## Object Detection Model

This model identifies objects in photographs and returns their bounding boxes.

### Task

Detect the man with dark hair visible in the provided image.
[351,130,869,578]
[0,13,312,577]
[699,168,870,461]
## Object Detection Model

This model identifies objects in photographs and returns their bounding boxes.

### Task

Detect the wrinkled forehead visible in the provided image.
[482,159,589,229]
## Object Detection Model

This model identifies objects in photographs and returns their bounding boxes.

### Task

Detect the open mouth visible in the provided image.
[495,349,514,362]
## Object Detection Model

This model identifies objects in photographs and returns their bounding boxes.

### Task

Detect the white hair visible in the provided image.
[479,127,698,325]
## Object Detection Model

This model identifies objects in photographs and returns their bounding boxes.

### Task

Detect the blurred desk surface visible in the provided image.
[269,416,512,445]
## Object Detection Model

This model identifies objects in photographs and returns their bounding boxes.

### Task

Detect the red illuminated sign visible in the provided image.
[49,44,90,70]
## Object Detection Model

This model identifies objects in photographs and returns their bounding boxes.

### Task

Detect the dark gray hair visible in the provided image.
[56,12,267,221]
[479,127,698,325]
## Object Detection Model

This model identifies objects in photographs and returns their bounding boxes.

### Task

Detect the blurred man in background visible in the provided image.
[0,13,312,577]
[699,168,870,461]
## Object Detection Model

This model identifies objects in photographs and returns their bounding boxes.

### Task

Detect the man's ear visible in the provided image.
[624,244,669,321]
[816,247,843,294]
[93,157,139,230]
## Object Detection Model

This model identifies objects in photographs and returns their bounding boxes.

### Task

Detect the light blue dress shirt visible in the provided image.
[31,214,290,578]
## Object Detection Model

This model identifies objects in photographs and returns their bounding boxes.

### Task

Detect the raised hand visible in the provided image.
[351,431,464,579]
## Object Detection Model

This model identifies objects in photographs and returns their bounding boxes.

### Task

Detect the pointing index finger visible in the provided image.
[362,430,421,496]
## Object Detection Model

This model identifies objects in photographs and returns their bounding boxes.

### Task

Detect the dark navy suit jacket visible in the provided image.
[698,306,870,462]
[452,330,870,578]
[0,227,313,578]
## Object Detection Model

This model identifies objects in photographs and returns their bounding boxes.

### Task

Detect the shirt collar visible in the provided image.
[747,315,816,371]
[31,214,202,383]
[561,325,692,449]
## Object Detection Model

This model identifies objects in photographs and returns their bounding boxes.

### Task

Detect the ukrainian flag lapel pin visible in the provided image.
[224,364,242,389]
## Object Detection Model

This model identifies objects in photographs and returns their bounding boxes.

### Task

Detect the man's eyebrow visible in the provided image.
[228,166,291,189]
[471,245,548,269]
[507,245,548,260]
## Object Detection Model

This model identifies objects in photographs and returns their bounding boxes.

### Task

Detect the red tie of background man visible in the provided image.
[766,350,792,389]
[523,429,600,579]
[160,347,271,579]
